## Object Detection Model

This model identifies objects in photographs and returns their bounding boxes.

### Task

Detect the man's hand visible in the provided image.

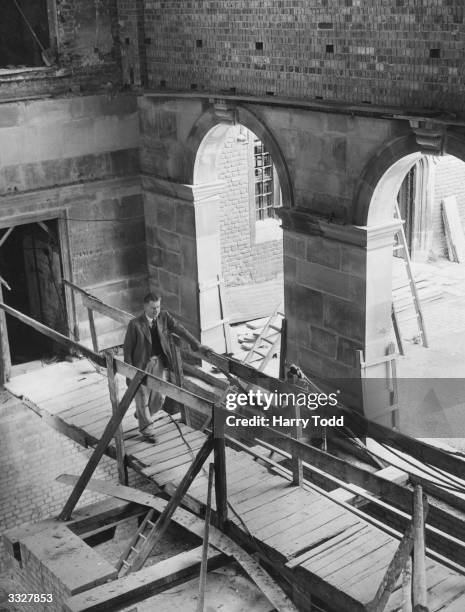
[196,343,214,358]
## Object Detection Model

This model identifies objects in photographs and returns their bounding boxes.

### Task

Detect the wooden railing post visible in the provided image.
[105,350,128,485]
[214,405,228,531]
[87,308,99,353]
[412,485,429,612]
[288,373,303,487]
[58,371,145,521]
[169,333,187,424]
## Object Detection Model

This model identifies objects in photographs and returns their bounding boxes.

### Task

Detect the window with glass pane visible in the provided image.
[254,139,274,220]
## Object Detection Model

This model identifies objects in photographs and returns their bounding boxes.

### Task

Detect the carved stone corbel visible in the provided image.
[409,119,446,155]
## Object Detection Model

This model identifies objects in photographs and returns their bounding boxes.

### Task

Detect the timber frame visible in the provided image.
[2,292,465,610]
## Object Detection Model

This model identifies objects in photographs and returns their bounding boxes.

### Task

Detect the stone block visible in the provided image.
[297,261,350,300]
[306,237,341,270]
[340,245,366,279]
[286,282,324,325]
[300,346,353,381]
[175,202,196,237]
[111,148,140,176]
[162,291,180,314]
[181,237,198,277]
[146,245,162,268]
[120,193,143,216]
[325,113,348,134]
[158,269,180,295]
[324,295,364,343]
[195,199,220,238]
[337,337,362,367]
[179,277,200,326]
[283,255,297,282]
[197,235,221,279]
[283,232,305,259]
[310,326,338,358]
[162,250,182,275]
[156,228,181,252]
[154,198,175,231]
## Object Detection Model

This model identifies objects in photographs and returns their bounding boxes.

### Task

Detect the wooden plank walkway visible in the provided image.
[6,360,465,612]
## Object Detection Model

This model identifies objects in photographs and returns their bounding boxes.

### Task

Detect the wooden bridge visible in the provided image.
[3,292,465,611]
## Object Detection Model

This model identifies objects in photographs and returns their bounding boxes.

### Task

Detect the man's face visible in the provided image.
[144,299,161,319]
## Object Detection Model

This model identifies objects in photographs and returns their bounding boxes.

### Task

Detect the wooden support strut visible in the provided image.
[196,463,215,612]
[58,371,145,521]
[412,485,429,612]
[105,351,127,485]
[128,435,215,573]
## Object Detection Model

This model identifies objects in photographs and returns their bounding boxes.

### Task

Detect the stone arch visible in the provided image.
[189,104,294,208]
[188,104,291,351]
[355,129,465,226]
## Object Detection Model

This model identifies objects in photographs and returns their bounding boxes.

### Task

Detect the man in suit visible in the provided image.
[123,292,211,442]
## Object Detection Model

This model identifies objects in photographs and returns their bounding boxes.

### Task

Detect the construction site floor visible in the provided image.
[5,360,465,612]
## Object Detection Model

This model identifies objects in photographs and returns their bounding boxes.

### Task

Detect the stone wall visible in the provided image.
[0,94,146,351]
[142,0,465,114]
[0,392,117,575]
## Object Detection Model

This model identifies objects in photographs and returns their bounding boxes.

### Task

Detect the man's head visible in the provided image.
[143,292,161,319]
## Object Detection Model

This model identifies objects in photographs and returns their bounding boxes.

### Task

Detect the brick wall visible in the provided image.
[143,0,465,113]
[0,392,118,575]
[0,0,121,100]
[432,156,465,257]
[217,126,283,286]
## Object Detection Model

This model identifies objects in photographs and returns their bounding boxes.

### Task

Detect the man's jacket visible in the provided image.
[123,310,200,372]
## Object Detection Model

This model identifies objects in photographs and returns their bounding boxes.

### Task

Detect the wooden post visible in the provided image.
[87,308,99,353]
[105,350,128,485]
[288,373,303,487]
[129,435,215,573]
[213,416,228,531]
[278,317,287,380]
[196,462,215,612]
[169,333,187,424]
[0,287,11,385]
[58,371,145,521]
[402,556,413,612]
[412,485,429,612]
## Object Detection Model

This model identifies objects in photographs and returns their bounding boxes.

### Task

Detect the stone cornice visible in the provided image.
[278,207,401,248]
[142,174,225,203]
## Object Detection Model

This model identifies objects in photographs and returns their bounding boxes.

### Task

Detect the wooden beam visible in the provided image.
[58,371,145,521]
[402,557,413,612]
[64,546,227,612]
[0,286,11,384]
[366,522,415,612]
[87,308,99,354]
[58,475,298,612]
[129,435,215,573]
[197,463,215,612]
[82,294,133,326]
[213,423,228,531]
[412,486,429,612]
[105,351,127,485]
[0,301,105,365]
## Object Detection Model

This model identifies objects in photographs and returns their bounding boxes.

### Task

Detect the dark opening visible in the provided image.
[0,220,68,365]
[255,42,263,51]
[0,0,50,68]
[429,48,440,59]
[326,44,334,53]
[196,39,203,48]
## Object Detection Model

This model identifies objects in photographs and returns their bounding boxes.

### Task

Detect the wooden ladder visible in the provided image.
[392,203,428,349]
[116,508,158,576]
[242,303,284,372]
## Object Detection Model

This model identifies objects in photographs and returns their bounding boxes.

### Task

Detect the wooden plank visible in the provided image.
[88,308,99,353]
[65,546,227,612]
[402,556,412,612]
[213,419,228,530]
[58,371,145,521]
[106,351,127,485]
[412,486,428,612]
[0,285,11,384]
[81,293,133,326]
[196,463,215,612]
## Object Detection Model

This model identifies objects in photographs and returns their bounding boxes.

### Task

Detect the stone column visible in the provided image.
[142,176,226,350]
[279,208,401,424]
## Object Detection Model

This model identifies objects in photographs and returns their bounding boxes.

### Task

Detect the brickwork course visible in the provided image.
[143,0,465,114]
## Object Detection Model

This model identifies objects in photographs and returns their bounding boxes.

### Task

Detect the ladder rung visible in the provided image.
[147,520,156,527]
[269,324,281,331]
[122,560,131,567]
[252,350,267,358]
[139,534,148,540]
[130,546,141,553]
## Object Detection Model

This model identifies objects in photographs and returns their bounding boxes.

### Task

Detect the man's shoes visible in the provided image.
[140,425,157,443]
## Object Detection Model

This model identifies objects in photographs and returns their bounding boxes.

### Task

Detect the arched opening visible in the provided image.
[366,146,465,438]
[193,121,286,372]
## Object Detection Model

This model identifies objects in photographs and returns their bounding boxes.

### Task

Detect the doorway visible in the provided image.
[0,220,67,367]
